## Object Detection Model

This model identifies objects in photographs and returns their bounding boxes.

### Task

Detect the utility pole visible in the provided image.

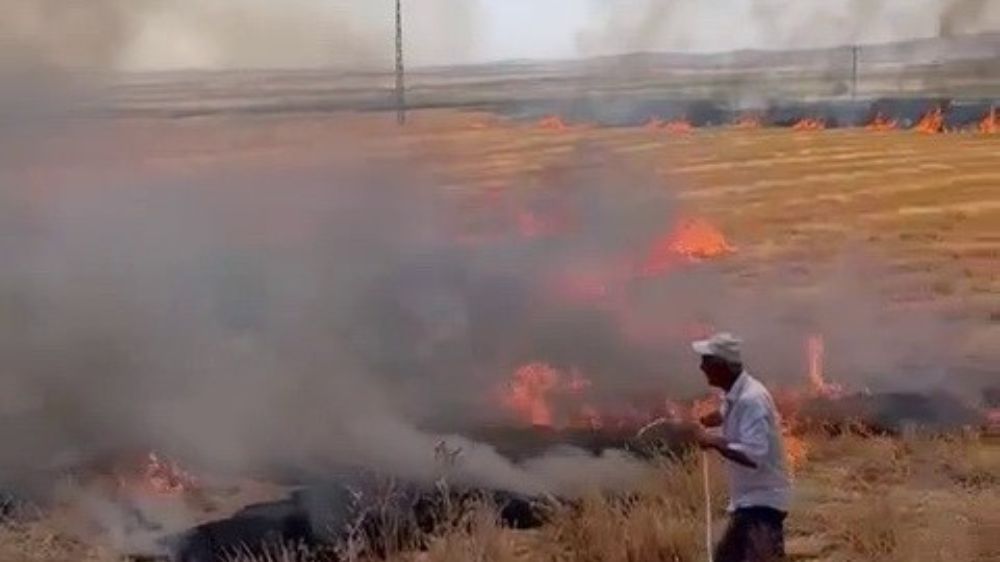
[851,45,860,99]
[395,0,406,125]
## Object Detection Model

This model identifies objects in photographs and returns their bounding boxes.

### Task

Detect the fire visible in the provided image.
[782,425,808,472]
[865,112,898,132]
[142,452,197,495]
[641,218,734,276]
[645,117,694,133]
[501,363,679,430]
[732,114,762,129]
[792,118,826,131]
[502,362,561,427]
[538,115,571,132]
[914,106,945,134]
[978,106,1000,134]
[807,334,844,399]
[116,451,197,496]
[662,119,694,134]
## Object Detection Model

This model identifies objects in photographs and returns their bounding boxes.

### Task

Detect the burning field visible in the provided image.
[0,103,997,562]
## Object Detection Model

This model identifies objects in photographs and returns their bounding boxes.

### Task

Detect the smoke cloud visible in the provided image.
[0,0,481,71]
[577,0,1000,55]
[0,113,978,501]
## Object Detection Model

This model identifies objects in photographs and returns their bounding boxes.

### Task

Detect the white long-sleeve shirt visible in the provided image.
[719,371,792,512]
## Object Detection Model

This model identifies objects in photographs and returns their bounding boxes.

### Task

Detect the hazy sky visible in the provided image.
[482,0,593,61]
[8,0,999,71]
[484,0,1000,61]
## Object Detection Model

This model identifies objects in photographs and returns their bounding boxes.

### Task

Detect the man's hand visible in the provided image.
[699,410,723,428]
[693,425,759,469]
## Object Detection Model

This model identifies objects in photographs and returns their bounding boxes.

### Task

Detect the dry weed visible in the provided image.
[922,436,1000,489]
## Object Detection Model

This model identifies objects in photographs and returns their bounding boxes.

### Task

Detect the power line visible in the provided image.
[851,45,860,99]
[395,0,406,125]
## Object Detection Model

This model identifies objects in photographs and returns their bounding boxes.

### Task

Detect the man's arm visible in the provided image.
[695,407,771,469]
[695,431,759,469]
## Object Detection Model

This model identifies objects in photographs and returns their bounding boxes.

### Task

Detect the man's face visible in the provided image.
[700,355,730,389]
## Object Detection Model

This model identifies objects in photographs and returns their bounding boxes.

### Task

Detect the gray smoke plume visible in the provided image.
[941,0,994,36]
[0,0,482,71]
[578,0,1000,55]
[0,114,978,496]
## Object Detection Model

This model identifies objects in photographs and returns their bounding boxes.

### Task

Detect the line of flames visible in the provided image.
[526,107,1000,134]
[499,333,839,473]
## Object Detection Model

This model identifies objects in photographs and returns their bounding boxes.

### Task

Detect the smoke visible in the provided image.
[578,0,1000,55]
[0,109,672,500]
[0,43,985,553]
[941,0,995,37]
[0,0,482,71]
[0,111,976,496]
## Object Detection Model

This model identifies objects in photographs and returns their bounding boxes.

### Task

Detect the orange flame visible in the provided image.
[538,115,571,132]
[792,118,826,131]
[645,117,694,133]
[978,107,1000,134]
[914,107,945,134]
[865,112,898,132]
[782,425,808,472]
[732,114,763,129]
[641,218,734,276]
[124,451,197,496]
[807,334,844,399]
[502,362,561,427]
[662,119,694,134]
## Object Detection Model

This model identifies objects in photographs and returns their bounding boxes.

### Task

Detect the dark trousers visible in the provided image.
[714,507,787,562]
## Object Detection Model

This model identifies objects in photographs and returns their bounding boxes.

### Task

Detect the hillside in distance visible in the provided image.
[107,32,1000,117]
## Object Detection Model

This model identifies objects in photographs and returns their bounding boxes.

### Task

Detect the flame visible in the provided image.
[914,107,945,134]
[865,112,898,132]
[645,117,694,133]
[690,395,720,422]
[538,115,571,132]
[978,107,1000,134]
[501,363,681,431]
[732,114,763,129]
[782,425,808,472]
[119,451,197,496]
[502,362,561,427]
[792,118,826,131]
[641,218,734,276]
[662,119,694,134]
[807,334,844,399]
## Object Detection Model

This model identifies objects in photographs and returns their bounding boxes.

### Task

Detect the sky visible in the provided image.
[7,0,1000,71]
[481,0,594,61]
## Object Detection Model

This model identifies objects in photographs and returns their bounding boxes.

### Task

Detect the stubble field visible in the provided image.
[1,109,997,561]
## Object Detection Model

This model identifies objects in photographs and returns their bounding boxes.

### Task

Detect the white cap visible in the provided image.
[692,332,743,364]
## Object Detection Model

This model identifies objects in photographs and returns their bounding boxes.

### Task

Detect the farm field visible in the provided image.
[1,108,997,562]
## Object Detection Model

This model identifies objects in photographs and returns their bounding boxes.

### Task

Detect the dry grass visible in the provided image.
[5,437,995,562]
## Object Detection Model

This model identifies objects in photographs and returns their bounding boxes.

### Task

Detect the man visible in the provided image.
[691,332,791,562]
